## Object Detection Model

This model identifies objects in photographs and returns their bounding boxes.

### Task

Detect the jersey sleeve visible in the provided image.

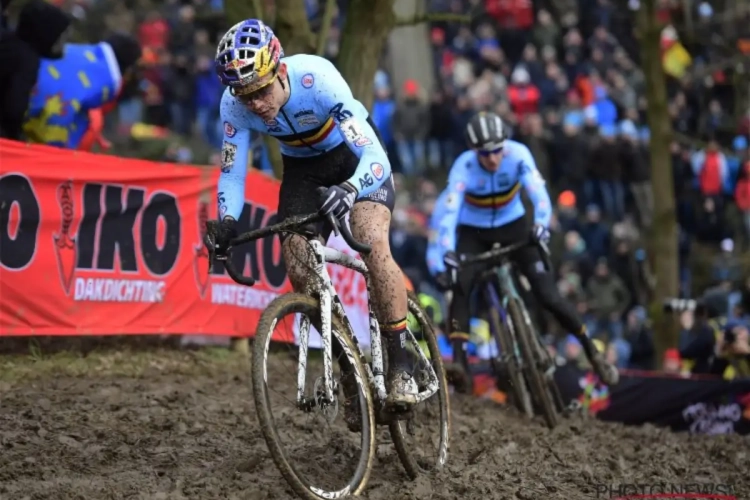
[217,91,252,220]
[313,59,392,197]
[516,145,552,228]
[431,159,469,274]
[426,190,450,276]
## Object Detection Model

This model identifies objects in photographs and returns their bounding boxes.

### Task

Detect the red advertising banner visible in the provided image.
[0,139,293,339]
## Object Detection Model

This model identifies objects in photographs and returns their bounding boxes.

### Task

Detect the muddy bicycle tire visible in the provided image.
[507,298,559,429]
[252,293,376,499]
[389,291,451,480]
[487,304,534,418]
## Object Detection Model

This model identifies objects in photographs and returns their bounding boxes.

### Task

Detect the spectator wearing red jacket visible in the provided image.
[507,66,540,122]
[735,160,750,243]
[485,0,533,62]
[139,10,169,51]
[691,139,729,204]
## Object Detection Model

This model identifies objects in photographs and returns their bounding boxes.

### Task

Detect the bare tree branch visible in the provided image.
[394,12,470,27]
[316,0,336,56]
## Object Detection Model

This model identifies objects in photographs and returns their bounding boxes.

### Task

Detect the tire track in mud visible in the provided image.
[0,355,747,500]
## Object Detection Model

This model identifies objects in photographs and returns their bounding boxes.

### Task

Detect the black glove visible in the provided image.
[204,217,237,260]
[435,271,454,292]
[318,182,357,219]
[436,251,461,291]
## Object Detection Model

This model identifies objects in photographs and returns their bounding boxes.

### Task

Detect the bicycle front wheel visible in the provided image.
[507,298,559,429]
[488,302,533,418]
[252,293,376,499]
[389,291,451,480]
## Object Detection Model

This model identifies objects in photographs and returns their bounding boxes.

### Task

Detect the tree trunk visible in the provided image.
[316,0,337,56]
[273,0,316,55]
[637,0,679,365]
[336,0,396,110]
[224,0,259,32]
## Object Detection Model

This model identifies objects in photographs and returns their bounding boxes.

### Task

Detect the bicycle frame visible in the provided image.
[493,260,557,382]
[295,239,439,409]
[479,263,524,364]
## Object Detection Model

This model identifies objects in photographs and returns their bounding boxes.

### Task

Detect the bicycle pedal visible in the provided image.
[375,409,397,425]
[383,402,413,417]
[386,403,412,420]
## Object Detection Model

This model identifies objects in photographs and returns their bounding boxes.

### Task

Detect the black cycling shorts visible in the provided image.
[277,118,395,240]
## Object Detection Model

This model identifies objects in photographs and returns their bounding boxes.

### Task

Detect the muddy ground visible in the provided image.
[0,346,748,500]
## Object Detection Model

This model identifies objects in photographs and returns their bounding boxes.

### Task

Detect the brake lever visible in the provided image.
[207,246,215,273]
[326,213,341,237]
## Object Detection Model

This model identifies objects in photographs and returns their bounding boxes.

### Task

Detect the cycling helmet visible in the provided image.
[215,19,284,94]
[465,111,507,150]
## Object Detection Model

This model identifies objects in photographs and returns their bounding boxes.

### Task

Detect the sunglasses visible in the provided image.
[232,80,276,104]
[478,147,504,157]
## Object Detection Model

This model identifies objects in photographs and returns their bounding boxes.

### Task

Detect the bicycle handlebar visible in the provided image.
[213,212,372,287]
[458,238,552,272]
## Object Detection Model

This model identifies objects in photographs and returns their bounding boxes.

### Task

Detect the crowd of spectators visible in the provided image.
[382,0,750,375]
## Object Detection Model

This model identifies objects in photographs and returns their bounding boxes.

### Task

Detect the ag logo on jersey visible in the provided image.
[359,174,374,190]
[224,121,236,138]
[301,73,314,88]
[370,162,384,180]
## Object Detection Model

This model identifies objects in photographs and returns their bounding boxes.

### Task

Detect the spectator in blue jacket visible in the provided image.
[593,85,618,126]
[194,55,223,148]
[581,204,611,260]
[726,135,748,194]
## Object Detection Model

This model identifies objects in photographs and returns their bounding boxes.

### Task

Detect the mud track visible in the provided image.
[1,349,747,500]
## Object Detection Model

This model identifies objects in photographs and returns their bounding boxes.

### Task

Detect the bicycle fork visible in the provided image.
[296,248,336,409]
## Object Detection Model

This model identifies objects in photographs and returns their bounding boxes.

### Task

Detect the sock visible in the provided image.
[449,331,470,365]
[382,318,409,370]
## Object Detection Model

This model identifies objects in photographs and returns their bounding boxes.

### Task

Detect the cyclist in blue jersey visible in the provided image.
[428,111,618,389]
[203,19,417,425]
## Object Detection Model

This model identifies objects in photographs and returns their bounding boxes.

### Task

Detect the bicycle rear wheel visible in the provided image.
[389,291,451,480]
[507,298,559,429]
[252,293,376,499]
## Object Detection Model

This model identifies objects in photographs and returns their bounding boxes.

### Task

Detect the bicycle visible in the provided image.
[207,212,450,500]
[445,238,565,429]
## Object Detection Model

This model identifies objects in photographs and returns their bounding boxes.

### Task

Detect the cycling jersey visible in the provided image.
[429,140,552,275]
[217,53,391,220]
